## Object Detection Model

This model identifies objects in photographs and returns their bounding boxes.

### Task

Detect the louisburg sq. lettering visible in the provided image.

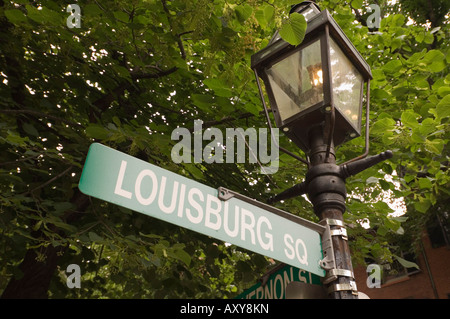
[115,159,275,251]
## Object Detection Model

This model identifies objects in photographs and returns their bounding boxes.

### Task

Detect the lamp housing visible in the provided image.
[252,8,372,153]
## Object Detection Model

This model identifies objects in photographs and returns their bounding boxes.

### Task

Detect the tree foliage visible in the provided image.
[0,0,448,298]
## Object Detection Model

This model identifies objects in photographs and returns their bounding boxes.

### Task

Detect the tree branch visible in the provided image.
[22,166,73,196]
[350,4,367,27]
[131,66,178,80]
[90,65,178,118]
[0,156,39,167]
[161,0,187,60]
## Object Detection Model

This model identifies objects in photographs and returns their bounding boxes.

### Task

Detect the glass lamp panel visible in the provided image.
[330,38,363,129]
[266,39,324,122]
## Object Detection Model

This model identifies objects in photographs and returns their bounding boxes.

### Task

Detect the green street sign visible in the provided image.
[236,264,323,299]
[79,143,326,277]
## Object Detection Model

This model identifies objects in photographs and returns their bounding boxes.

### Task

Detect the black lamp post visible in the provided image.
[252,2,393,299]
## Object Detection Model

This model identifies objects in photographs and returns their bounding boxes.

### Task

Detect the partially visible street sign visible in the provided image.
[79,143,326,277]
[236,264,323,299]
[285,282,327,299]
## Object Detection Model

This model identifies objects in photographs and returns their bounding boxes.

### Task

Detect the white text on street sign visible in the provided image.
[236,264,322,299]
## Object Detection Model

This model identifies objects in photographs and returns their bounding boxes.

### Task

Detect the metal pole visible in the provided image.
[267,127,393,298]
[308,127,358,299]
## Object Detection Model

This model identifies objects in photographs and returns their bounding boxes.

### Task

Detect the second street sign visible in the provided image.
[79,143,326,277]
[236,264,323,299]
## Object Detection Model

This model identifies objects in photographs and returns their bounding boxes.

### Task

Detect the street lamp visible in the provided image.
[252,2,393,299]
[252,1,371,154]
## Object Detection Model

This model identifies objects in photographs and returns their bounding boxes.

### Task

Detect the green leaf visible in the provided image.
[88,231,103,242]
[418,177,433,189]
[279,13,307,46]
[139,232,163,239]
[392,14,406,27]
[366,176,379,184]
[436,95,450,121]
[170,248,192,266]
[22,123,39,137]
[391,216,408,223]
[423,33,434,44]
[371,117,396,134]
[351,0,363,9]
[382,59,402,73]
[184,164,205,180]
[86,124,110,140]
[191,94,214,110]
[422,49,444,64]
[25,5,61,26]
[394,255,420,270]
[112,116,121,127]
[25,5,44,23]
[5,131,28,147]
[379,179,391,191]
[235,4,253,23]
[437,86,450,97]
[407,50,426,64]
[4,9,27,24]
[51,220,77,233]
[84,4,103,17]
[415,32,425,43]
[392,87,409,97]
[255,5,275,28]
[203,78,232,97]
[429,61,446,73]
[53,202,76,214]
[401,110,420,128]
[112,65,131,82]
[33,220,43,231]
[242,101,260,116]
[418,118,436,136]
[424,138,444,154]
[414,197,431,213]
[414,77,430,90]
[114,11,129,22]
[372,88,390,99]
[444,74,450,85]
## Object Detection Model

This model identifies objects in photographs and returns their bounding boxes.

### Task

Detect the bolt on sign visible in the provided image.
[79,143,326,277]
[236,264,322,299]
